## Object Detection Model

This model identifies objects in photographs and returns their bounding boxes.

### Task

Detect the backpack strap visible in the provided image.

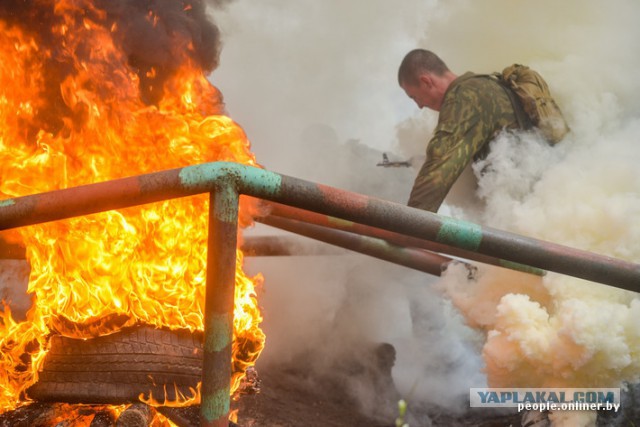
[494,72,534,130]
[477,73,533,131]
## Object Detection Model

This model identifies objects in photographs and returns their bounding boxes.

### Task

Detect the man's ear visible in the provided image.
[418,73,434,88]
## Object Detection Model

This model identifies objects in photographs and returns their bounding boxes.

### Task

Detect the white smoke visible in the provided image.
[210,0,640,424]
[213,0,438,176]
[211,0,484,422]
[413,0,640,425]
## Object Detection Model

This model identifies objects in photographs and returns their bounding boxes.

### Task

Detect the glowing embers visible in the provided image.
[0,402,186,426]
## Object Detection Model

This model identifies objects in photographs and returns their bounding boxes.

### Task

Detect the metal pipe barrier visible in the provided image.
[263,201,544,276]
[240,235,347,257]
[258,214,451,276]
[1,161,639,426]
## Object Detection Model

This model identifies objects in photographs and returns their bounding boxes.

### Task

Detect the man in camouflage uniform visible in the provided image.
[400,50,552,427]
[399,49,527,213]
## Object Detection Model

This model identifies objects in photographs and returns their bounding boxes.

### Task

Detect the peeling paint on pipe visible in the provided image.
[258,215,451,276]
[201,185,238,427]
[0,161,638,290]
[1,161,640,426]
[263,201,543,276]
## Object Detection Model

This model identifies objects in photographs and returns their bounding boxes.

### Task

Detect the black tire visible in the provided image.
[27,326,204,404]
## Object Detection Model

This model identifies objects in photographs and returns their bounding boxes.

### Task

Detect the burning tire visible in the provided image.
[27,326,203,404]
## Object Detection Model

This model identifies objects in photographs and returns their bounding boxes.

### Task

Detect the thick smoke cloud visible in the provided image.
[98,0,222,103]
[212,1,481,423]
[213,0,640,424]
[415,1,640,424]
[213,1,437,178]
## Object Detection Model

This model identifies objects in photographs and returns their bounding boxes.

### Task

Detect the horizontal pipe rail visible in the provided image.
[0,162,638,290]
[2,160,640,426]
[241,235,347,257]
[258,215,451,276]
[264,201,544,276]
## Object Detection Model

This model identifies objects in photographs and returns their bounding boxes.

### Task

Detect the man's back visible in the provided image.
[407,72,521,212]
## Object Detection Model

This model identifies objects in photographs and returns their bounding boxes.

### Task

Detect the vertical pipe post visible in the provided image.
[200,183,239,427]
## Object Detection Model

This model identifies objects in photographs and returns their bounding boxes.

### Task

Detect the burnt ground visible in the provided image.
[4,360,637,426]
[230,361,640,427]
[232,366,391,427]
[231,362,522,427]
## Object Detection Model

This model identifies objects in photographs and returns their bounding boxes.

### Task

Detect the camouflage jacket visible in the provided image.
[407,72,522,212]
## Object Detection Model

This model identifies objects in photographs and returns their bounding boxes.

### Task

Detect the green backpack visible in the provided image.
[496,64,570,144]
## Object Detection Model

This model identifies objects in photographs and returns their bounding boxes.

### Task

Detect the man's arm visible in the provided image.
[407,127,479,212]
[407,85,492,212]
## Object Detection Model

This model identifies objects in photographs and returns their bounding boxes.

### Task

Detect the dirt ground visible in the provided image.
[231,363,522,427]
[230,364,640,427]
[4,362,636,426]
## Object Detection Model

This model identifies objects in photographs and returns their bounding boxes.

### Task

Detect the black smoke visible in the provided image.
[96,0,222,104]
[0,0,225,134]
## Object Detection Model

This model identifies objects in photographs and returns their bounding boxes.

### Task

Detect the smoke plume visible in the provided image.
[417,0,640,424]
[421,0,640,382]
[212,0,640,424]
[0,0,224,125]
[212,0,480,423]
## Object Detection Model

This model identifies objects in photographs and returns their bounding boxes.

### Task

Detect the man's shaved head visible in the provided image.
[398,49,450,86]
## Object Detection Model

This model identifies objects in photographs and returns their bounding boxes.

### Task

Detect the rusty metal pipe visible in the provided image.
[264,201,543,276]
[201,184,237,427]
[1,161,640,426]
[0,162,638,290]
[270,174,640,291]
[258,215,451,276]
[240,235,346,256]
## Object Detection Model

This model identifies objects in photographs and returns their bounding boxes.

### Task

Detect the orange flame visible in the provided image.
[0,0,264,413]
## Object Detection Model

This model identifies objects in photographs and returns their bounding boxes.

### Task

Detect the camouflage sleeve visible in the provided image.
[407,84,493,212]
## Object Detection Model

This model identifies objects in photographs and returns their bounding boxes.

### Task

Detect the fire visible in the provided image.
[0,0,264,413]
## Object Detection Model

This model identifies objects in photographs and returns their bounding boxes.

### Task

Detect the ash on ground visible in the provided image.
[231,343,521,427]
